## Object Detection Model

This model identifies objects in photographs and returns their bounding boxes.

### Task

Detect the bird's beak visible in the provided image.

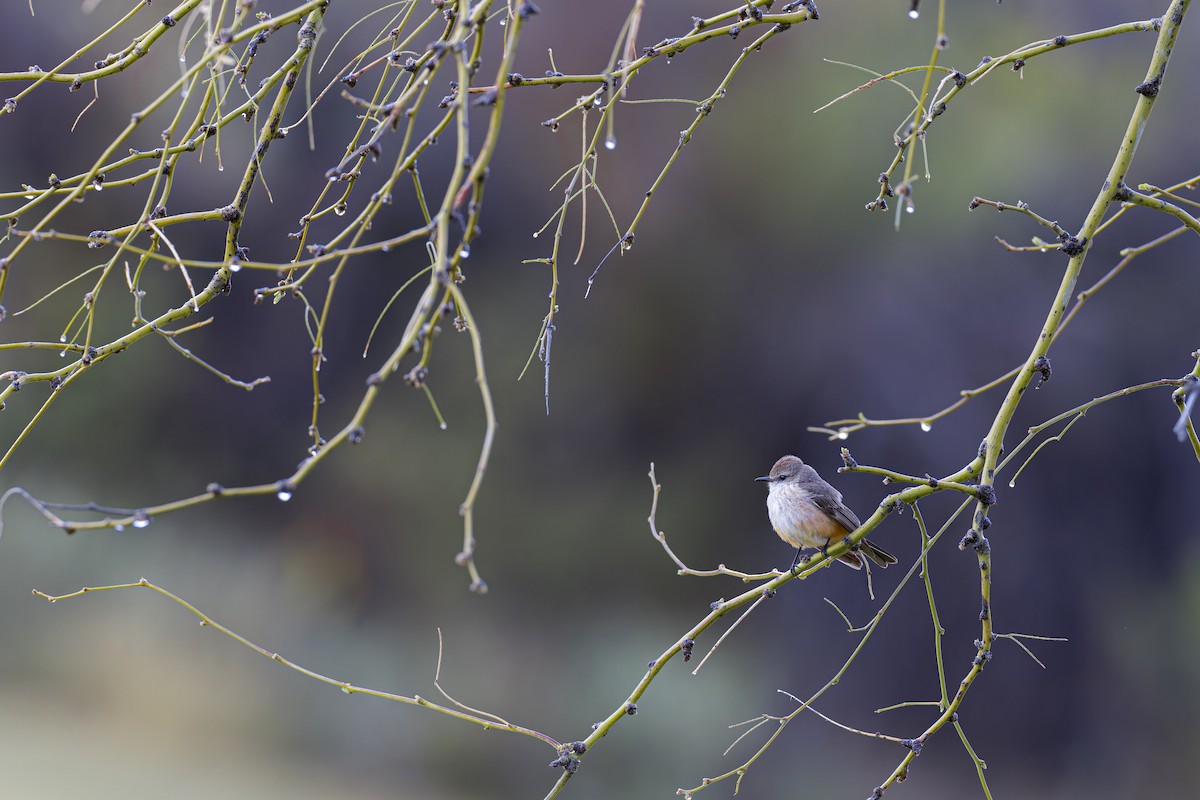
[755,475,771,482]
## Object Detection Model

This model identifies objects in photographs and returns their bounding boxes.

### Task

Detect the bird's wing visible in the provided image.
[811,493,862,533]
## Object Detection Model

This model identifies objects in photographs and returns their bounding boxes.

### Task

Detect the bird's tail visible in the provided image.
[860,538,897,568]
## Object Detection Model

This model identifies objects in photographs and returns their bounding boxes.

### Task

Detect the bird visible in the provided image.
[756,454,896,571]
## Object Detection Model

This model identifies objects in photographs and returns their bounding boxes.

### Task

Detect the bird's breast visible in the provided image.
[766,484,844,548]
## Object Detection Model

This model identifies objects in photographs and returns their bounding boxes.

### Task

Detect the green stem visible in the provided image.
[980,3,1189,488]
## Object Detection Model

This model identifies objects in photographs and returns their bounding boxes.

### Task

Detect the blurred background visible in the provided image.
[1,1,1198,797]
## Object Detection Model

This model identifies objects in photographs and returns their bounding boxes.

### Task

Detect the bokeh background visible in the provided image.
[1,1,1198,797]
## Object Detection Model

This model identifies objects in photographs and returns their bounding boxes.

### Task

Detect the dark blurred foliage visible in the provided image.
[0,1,1198,797]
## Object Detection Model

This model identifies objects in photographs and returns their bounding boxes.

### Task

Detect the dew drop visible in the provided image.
[439,422,448,430]
[836,430,849,440]
[277,489,293,502]
[333,203,347,217]
[920,421,932,432]
[381,245,390,252]
[341,686,352,693]
[532,231,539,238]
[114,523,126,532]
[604,135,617,151]
[59,335,67,343]
[905,205,915,214]
[908,10,919,19]
[59,350,67,358]
[131,511,151,529]
[1008,480,1016,489]
[228,263,241,272]
[459,243,470,259]
[499,18,506,26]
[92,183,103,192]
[218,165,224,172]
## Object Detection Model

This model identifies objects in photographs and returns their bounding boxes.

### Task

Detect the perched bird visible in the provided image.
[756,454,896,571]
